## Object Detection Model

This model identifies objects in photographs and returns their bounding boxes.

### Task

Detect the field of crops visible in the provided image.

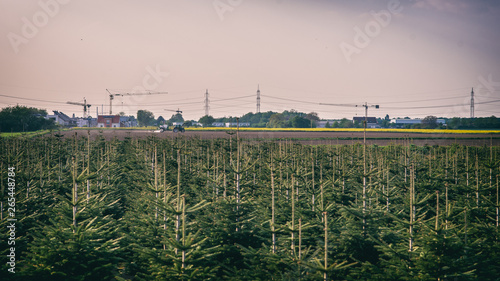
[1,134,499,280]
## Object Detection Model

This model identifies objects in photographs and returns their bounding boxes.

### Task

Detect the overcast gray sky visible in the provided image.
[1,0,499,121]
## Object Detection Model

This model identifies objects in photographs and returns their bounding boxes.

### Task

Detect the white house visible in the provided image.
[390,119,446,125]
[75,118,97,127]
[47,111,74,126]
[225,122,250,127]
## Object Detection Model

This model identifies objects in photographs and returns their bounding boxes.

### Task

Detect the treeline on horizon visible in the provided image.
[1,105,500,132]
[210,111,500,130]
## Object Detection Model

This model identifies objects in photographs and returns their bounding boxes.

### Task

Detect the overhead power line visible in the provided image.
[381,95,469,104]
[211,94,254,103]
[261,95,320,105]
[210,102,255,110]
[0,94,67,105]
[382,98,500,110]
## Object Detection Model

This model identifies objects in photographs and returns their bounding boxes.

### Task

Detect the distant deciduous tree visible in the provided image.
[199,115,215,127]
[290,116,310,128]
[339,118,354,128]
[304,112,319,127]
[137,110,155,126]
[169,112,184,124]
[0,105,56,132]
[422,115,438,129]
[267,114,286,128]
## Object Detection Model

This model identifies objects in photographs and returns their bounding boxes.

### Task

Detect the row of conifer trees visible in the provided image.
[0,133,499,280]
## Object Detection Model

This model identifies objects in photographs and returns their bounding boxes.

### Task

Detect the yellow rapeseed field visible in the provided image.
[186,127,500,134]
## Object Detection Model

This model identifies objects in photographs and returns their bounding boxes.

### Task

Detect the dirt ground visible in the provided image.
[50,129,500,146]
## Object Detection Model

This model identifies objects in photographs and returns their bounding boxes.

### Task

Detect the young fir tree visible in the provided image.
[22,154,124,280]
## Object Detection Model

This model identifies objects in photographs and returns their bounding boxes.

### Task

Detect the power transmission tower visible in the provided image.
[470,87,474,118]
[204,89,210,116]
[256,85,261,113]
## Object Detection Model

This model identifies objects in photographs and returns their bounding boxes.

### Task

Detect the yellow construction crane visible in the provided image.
[67,98,92,118]
[106,89,168,114]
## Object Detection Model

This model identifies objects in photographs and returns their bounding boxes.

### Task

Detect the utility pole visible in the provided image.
[320,101,379,145]
[108,89,113,114]
[204,89,210,116]
[364,102,368,145]
[470,88,475,118]
[256,85,261,113]
[236,117,240,142]
[358,103,379,145]
[359,102,378,232]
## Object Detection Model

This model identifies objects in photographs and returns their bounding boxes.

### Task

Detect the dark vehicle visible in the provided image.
[172,124,185,133]
[157,124,185,133]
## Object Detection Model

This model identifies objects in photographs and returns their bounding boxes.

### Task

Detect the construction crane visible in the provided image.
[319,102,379,144]
[67,98,92,118]
[165,108,182,115]
[106,89,168,114]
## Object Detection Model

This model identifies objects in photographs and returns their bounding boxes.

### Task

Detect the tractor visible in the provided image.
[172,124,185,133]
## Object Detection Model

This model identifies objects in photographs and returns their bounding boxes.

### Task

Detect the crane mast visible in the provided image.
[67,98,92,118]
